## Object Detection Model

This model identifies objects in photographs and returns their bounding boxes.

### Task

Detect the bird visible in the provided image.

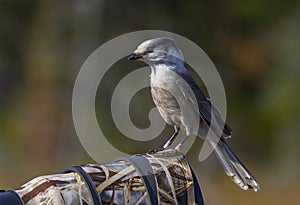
[128,37,260,191]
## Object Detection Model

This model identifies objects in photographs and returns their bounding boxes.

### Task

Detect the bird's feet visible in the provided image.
[174,143,183,151]
[163,140,173,149]
[147,148,163,154]
[174,135,190,151]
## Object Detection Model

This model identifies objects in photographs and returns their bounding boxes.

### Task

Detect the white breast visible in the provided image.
[150,64,179,88]
[149,64,201,136]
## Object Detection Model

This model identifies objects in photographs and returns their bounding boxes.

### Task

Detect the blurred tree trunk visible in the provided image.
[9,0,102,180]
[11,0,65,174]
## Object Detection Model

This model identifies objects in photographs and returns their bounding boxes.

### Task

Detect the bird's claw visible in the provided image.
[174,143,183,151]
[163,140,173,149]
[147,149,163,154]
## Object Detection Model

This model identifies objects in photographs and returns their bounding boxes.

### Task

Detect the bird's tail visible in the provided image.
[208,139,260,191]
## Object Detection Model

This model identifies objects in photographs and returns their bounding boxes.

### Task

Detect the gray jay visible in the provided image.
[128,37,260,191]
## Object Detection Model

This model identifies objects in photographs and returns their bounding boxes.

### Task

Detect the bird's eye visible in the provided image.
[144,50,153,55]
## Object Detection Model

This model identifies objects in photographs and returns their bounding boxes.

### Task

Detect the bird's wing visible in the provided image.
[176,72,232,139]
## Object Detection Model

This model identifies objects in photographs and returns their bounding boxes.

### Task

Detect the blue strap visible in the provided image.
[0,190,24,205]
[115,156,158,205]
[190,167,204,205]
[64,166,102,205]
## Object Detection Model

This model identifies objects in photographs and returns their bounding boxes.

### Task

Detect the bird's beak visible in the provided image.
[128,53,142,60]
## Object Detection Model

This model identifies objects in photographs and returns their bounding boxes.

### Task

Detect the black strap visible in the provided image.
[63,166,102,205]
[190,167,204,205]
[115,156,158,205]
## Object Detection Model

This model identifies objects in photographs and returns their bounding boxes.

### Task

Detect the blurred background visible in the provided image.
[0,0,300,204]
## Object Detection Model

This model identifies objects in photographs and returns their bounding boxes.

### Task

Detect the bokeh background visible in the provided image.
[0,0,300,204]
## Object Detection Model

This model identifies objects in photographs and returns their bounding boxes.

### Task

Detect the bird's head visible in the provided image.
[128,37,184,65]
